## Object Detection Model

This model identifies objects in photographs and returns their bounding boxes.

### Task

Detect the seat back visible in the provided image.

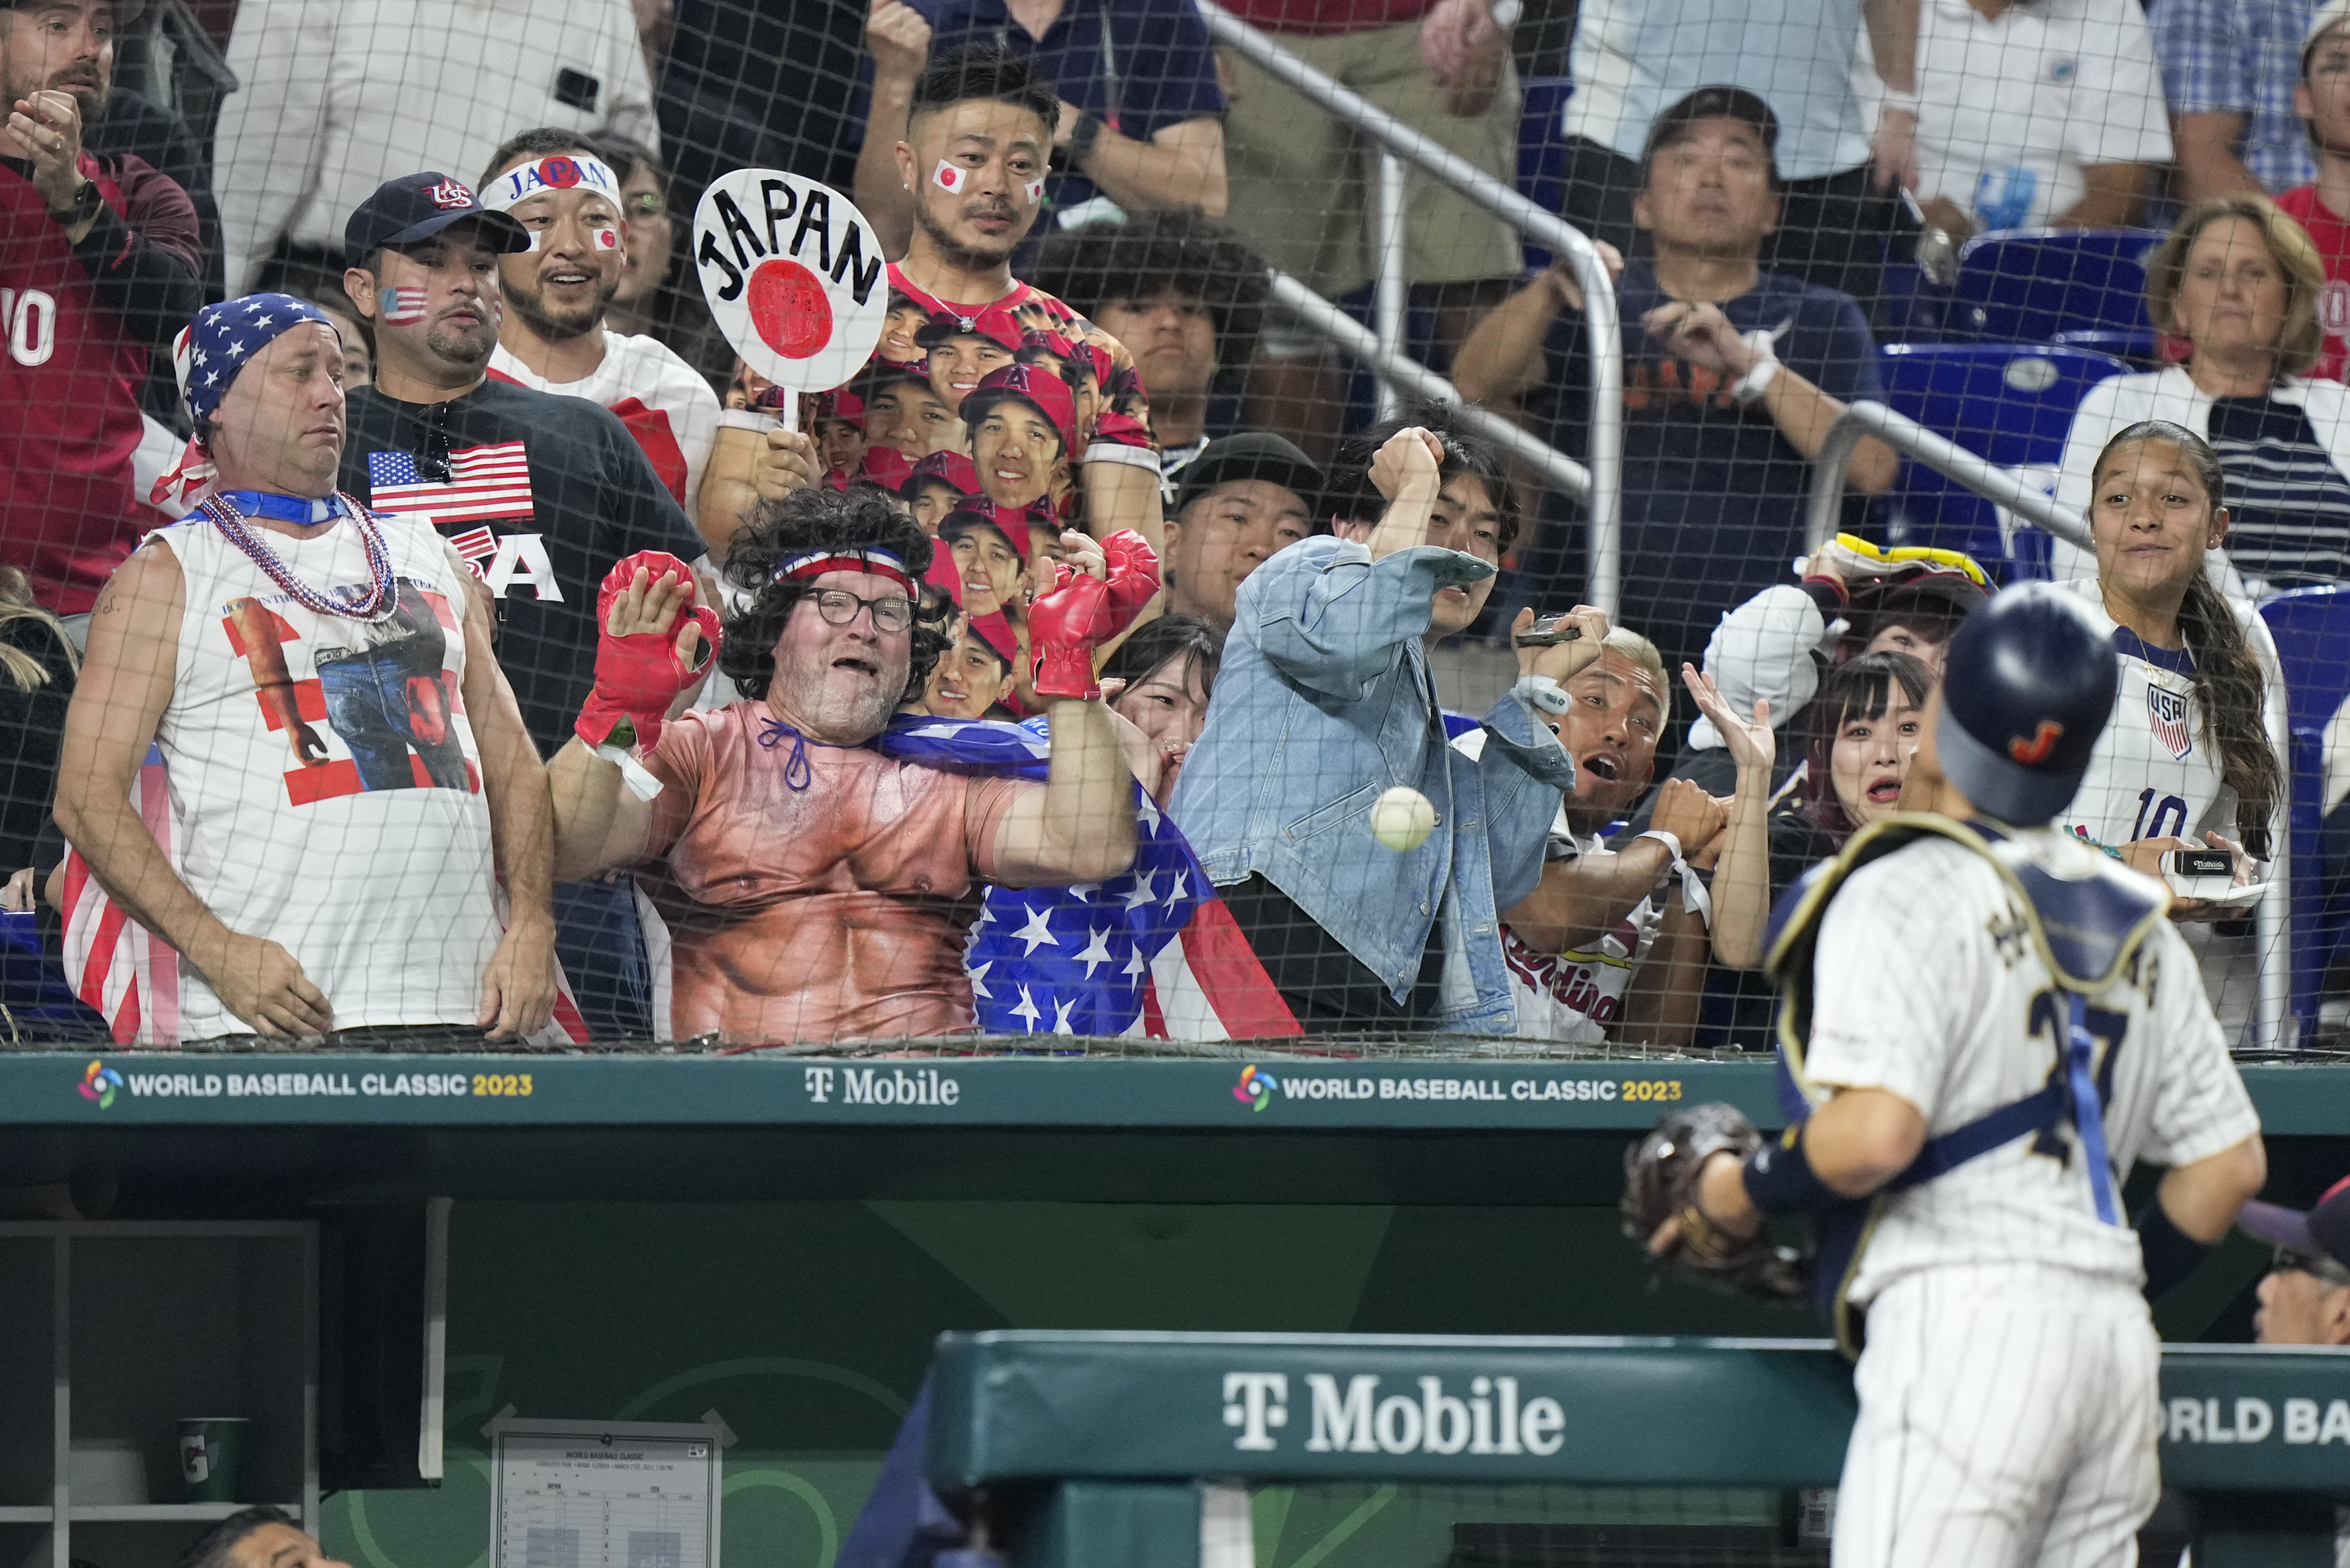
[1953,228,2166,344]
[1874,342,2128,580]
[2257,586,2350,1040]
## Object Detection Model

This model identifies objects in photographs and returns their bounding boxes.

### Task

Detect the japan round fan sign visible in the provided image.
[692,169,887,399]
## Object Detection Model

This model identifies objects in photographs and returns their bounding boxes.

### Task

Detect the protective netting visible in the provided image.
[0,0,2335,1061]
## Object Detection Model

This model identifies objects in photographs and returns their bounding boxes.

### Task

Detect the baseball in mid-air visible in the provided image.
[1370,786,1436,853]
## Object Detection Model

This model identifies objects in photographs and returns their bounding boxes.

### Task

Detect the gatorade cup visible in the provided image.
[178,1417,250,1502]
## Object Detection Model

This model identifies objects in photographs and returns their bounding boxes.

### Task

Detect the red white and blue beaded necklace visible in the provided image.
[198,490,399,622]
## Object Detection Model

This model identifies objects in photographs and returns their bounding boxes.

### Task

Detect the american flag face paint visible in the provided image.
[933,160,967,194]
[379,287,429,326]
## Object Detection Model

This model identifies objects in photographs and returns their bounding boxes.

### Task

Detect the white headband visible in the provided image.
[479,154,624,214]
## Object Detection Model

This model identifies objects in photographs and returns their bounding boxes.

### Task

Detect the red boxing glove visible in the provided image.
[575,551,722,753]
[1024,531,1162,701]
[1097,529,1162,638]
[1027,566,1111,700]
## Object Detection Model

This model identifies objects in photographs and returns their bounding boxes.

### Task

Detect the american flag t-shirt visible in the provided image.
[367,440,535,524]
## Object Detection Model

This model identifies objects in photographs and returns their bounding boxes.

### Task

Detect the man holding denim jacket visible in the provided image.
[1170,412,1603,1033]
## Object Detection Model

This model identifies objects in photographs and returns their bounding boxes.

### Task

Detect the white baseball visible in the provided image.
[1370,786,1436,853]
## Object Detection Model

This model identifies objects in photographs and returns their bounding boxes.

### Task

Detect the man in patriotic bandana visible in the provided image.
[849,44,1164,552]
[547,484,1157,1043]
[332,169,714,1040]
[475,129,747,537]
[54,293,561,1044]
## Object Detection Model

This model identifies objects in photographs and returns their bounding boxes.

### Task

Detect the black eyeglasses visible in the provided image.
[813,588,914,633]
[2273,1246,2350,1286]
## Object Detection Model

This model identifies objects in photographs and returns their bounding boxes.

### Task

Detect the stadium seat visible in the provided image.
[2256,586,2350,1042]
[0,911,106,1039]
[1874,342,2130,581]
[1951,227,2165,345]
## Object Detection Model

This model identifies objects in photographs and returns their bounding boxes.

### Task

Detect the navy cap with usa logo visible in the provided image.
[344,171,530,264]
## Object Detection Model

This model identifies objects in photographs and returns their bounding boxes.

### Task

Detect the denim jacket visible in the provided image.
[1170,536,1577,1032]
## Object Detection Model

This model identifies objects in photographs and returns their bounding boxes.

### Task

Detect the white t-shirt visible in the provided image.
[1566,0,1873,181]
[2057,577,2241,850]
[489,331,721,518]
[1501,814,1666,1043]
[1857,0,2172,231]
[111,508,502,1039]
[1801,829,2259,1299]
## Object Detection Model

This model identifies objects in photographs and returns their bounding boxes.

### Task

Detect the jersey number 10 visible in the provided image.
[2130,788,2187,843]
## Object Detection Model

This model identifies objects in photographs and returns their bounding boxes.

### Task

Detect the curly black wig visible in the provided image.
[1025,209,1271,357]
[718,484,954,704]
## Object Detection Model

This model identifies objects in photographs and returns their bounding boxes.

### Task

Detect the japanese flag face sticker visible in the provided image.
[1023,177,1045,204]
[934,160,966,194]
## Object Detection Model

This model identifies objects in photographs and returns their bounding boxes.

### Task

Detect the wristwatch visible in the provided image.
[1066,113,1105,171]
[50,178,101,227]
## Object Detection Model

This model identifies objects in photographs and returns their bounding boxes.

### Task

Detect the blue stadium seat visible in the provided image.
[2256,586,2350,1042]
[1517,77,1574,273]
[1952,228,2165,344]
[1874,342,2129,581]
[0,910,106,1039]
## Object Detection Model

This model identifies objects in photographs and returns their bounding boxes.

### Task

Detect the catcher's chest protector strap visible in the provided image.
[1758,815,2169,1356]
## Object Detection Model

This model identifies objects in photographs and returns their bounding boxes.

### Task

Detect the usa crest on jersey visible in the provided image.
[2146,682,2192,760]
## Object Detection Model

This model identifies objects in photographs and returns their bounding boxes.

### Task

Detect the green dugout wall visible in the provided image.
[3,1050,2346,1568]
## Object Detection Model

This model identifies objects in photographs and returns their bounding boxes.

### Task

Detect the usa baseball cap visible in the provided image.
[1934,581,2117,825]
[2240,1175,2350,1276]
[1172,432,1326,521]
[346,172,530,263]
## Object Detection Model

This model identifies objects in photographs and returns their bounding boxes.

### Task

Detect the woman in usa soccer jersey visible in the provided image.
[2066,421,2281,915]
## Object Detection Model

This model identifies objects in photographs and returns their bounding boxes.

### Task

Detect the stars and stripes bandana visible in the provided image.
[152,293,336,510]
[872,715,1299,1040]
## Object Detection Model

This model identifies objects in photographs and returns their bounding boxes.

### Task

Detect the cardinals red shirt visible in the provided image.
[2279,185,2350,383]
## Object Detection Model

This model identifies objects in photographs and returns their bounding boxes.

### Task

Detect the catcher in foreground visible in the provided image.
[1621,585,2265,1566]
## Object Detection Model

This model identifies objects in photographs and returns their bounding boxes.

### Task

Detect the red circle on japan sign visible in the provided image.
[746,259,833,359]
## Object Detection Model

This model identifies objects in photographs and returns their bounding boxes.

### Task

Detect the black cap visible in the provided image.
[345,172,529,264]
[1935,582,2117,825]
[1172,432,1325,520]
[2241,1175,2350,1273]
[1641,85,1782,177]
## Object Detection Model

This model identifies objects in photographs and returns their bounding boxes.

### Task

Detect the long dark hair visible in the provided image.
[2092,420,2282,856]
[1102,613,1223,695]
[1799,651,1934,844]
[718,485,952,704]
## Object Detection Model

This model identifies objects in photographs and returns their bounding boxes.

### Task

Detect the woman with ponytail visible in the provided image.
[2070,420,2281,915]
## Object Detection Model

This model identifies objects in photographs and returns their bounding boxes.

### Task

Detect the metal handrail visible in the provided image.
[1807,400,2295,1051]
[1199,0,1625,614]
[1270,271,1593,502]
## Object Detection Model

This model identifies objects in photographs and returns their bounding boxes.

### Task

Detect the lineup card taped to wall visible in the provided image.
[487,1415,730,1568]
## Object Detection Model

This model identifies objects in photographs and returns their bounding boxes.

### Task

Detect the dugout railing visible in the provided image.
[865,1328,2350,1568]
[1196,0,1628,616]
[1808,400,2298,1054]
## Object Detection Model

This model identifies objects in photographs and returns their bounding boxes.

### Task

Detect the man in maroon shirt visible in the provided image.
[1,0,203,622]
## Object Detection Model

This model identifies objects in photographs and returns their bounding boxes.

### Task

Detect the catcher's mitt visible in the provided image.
[1621,1103,1810,1301]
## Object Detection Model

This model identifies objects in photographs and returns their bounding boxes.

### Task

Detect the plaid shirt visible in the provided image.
[2148,0,2319,193]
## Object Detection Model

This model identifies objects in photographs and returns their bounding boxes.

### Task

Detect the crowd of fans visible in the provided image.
[1,0,2345,1049]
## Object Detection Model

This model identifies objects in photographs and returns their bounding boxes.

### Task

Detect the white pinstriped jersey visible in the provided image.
[1800,829,2259,1301]
[2058,577,2238,849]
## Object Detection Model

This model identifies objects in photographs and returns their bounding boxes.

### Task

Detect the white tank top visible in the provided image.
[146,500,501,1037]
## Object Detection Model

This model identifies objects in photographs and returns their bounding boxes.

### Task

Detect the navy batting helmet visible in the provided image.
[1935,582,2117,825]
